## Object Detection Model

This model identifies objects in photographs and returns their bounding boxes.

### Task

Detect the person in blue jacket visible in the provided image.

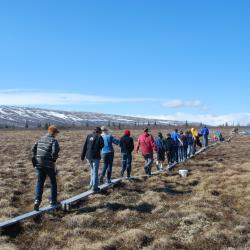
[100,126,119,184]
[155,132,165,170]
[201,125,209,147]
[171,129,183,163]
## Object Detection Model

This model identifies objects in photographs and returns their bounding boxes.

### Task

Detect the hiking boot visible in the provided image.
[34,200,40,211]
[99,176,104,184]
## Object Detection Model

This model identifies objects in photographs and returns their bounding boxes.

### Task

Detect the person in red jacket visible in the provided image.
[136,128,157,176]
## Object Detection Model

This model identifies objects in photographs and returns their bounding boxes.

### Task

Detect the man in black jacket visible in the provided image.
[32,125,60,211]
[119,130,134,178]
[81,127,104,192]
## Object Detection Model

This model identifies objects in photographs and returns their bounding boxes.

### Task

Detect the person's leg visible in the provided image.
[121,153,127,177]
[192,141,197,155]
[147,153,153,175]
[107,152,114,182]
[143,154,149,174]
[92,159,100,191]
[89,160,93,188]
[46,167,58,204]
[35,168,46,204]
[127,153,132,177]
[204,135,208,147]
[101,154,108,182]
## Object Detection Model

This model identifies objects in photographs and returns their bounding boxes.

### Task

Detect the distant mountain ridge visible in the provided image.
[0,106,186,128]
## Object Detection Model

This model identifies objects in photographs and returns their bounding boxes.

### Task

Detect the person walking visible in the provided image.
[186,130,194,158]
[201,125,209,147]
[119,130,134,178]
[164,133,175,167]
[100,126,119,184]
[32,125,60,211]
[81,127,104,192]
[180,131,188,161]
[136,128,157,176]
[191,128,202,155]
[171,129,183,163]
[155,132,165,170]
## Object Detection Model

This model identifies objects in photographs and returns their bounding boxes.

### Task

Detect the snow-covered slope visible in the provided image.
[0,106,184,128]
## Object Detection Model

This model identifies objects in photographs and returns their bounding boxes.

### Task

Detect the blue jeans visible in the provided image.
[89,159,100,190]
[181,146,187,161]
[203,135,208,147]
[143,153,153,175]
[121,153,132,177]
[35,167,57,203]
[187,144,192,158]
[101,152,114,180]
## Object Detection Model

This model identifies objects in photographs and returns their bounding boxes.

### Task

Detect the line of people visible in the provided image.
[31,125,209,211]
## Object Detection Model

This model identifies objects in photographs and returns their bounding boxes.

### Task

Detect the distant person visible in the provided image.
[136,128,157,176]
[100,126,119,184]
[119,130,134,178]
[32,125,60,211]
[155,132,166,170]
[191,128,202,154]
[186,130,194,158]
[180,131,188,161]
[201,125,209,147]
[164,133,175,167]
[81,127,104,192]
[171,129,183,163]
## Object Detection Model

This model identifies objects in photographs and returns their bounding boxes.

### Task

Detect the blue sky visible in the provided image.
[0,0,249,125]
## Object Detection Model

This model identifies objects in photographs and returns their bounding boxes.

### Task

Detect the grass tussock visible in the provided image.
[1,129,250,250]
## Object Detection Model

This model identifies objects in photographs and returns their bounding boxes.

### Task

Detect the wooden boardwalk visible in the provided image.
[0,136,233,230]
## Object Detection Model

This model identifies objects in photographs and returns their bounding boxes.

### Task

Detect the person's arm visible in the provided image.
[131,138,134,152]
[31,142,38,167]
[112,136,120,145]
[81,136,88,161]
[52,140,60,162]
[99,136,104,149]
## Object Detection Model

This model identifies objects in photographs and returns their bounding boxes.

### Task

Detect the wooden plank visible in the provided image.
[61,178,122,207]
[0,204,60,229]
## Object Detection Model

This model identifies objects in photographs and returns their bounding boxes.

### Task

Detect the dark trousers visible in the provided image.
[166,150,172,164]
[35,167,57,203]
[101,152,114,180]
[121,153,132,177]
[192,139,202,155]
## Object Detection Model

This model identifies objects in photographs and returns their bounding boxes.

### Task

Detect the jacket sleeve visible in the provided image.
[150,135,157,151]
[81,136,88,161]
[52,139,60,162]
[99,136,104,149]
[112,136,120,145]
[131,138,134,152]
[32,142,38,157]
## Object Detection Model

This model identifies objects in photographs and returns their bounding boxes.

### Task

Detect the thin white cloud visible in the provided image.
[0,90,154,105]
[137,112,250,126]
[162,99,206,110]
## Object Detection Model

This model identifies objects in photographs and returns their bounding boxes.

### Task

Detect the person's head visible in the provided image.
[124,129,131,136]
[144,128,149,133]
[180,130,183,135]
[101,126,108,133]
[185,130,190,135]
[94,127,102,134]
[48,125,59,137]
[167,133,171,138]
[158,132,163,138]
[175,128,178,133]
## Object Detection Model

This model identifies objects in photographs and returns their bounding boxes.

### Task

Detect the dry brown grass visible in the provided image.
[0,128,250,249]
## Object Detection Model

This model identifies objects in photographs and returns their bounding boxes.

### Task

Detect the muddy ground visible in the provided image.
[0,128,249,250]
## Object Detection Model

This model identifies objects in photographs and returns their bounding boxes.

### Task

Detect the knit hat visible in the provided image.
[144,128,149,133]
[124,130,130,136]
[48,125,59,134]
